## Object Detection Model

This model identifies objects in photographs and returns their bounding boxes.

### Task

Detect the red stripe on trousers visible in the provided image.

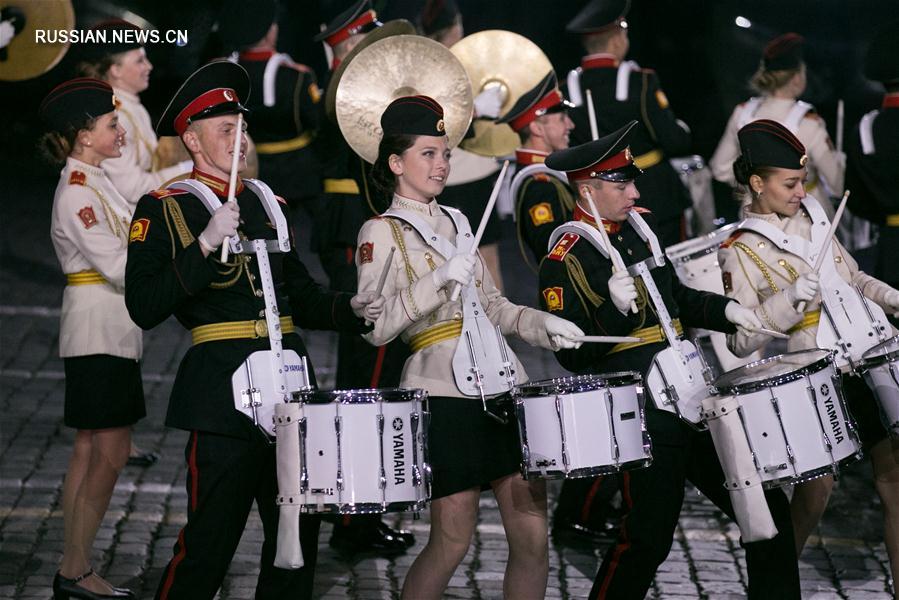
[158,432,199,599]
[189,431,199,511]
[594,471,634,600]
[369,345,387,388]
[580,475,604,524]
[345,247,354,265]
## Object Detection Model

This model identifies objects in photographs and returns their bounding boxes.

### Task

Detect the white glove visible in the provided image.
[544,315,584,350]
[432,254,477,288]
[608,270,637,314]
[883,289,899,317]
[199,201,240,250]
[473,86,504,119]
[785,273,820,306]
[350,291,385,321]
[724,301,764,332]
[0,21,15,50]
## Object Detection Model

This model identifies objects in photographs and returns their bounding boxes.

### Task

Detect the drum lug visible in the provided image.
[604,388,621,467]
[554,394,570,472]
[410,412,423,488]
[334,414,344,493]
[299,416,308,493]
[377,413,387,491]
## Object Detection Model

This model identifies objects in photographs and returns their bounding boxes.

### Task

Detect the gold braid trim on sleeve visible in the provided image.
[162,197,243,288]
[733,241,779,293]
[385,218,423,320]
[564,254,603,307]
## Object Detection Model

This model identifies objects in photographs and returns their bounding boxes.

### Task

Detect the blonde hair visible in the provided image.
[749,65,801,94]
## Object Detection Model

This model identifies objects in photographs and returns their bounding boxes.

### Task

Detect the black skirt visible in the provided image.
[64,354,146,429]
[426,395,522,500]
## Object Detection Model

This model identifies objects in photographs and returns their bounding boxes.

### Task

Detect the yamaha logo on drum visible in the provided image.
[392,418,406,485]
[819,382,845,444]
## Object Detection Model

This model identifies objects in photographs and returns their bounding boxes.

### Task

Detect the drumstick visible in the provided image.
[797,190,850,312]
[449,160,510,302]
[747,327,790,340]
[220,113,244,263]
[375,247,396,297]
[836,99,845,154]
[575,335,644,344]
[584,188,638,314]
[586,89,599,141]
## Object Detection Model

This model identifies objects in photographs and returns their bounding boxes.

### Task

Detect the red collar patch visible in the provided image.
[548,232,580,261]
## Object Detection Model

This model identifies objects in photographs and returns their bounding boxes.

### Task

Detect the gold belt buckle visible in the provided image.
[254,319,268,338]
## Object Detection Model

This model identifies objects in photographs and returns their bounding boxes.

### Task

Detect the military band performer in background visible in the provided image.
[847,22,899,292]
[710,33,845,206]
[124,60,383,599]
[218,0,323,214]
[40,78,144,600]
[537,122,801,599]
[356,95,585,600]
[312,0,417,555]
[718,118,899,583]
[565,0,693,248]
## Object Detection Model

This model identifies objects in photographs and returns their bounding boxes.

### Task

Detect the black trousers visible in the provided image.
[155,431,321,600]
[590,426,800,600]
[554,475,619,529]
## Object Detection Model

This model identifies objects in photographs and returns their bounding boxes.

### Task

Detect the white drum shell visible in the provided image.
[859,336,899,439]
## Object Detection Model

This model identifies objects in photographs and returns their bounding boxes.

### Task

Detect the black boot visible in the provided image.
[376,520,415,548]
[329,515,408,556]
[53,570,135,600]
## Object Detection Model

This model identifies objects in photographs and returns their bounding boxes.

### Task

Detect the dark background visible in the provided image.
[1,0,895,257]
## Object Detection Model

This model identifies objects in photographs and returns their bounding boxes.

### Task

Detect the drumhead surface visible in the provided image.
[514,372,640,398]
[862,335,899,364]
[713,349,832,392]
[666,222,740,262]
[295,387,426,404]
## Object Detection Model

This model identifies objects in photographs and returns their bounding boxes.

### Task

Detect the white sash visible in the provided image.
[859,110,878,155]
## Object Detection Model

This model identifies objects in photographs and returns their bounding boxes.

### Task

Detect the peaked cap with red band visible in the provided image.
[496,71,573,132]
[545,120,642,183]
[40,78,117,132]
[737,119,808,170]
[156,60,251,137]
[315,0,381,47]
[566,0,630,35]
[762,32,804,71]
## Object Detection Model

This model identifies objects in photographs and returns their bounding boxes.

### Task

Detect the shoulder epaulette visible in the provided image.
[803,109,821,120]
[719,231,745,249]
[286,62,312,73]
[532,173,550,182]
[633,206,651,214]
[149,188,189,199]
[547,232,580,262]
[275,194,287,205]
[68,171,86,186]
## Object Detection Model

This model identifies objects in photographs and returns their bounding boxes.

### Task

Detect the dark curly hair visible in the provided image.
[370,133,418,196]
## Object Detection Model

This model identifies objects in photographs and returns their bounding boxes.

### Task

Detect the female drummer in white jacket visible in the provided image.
[355,96,584,600]
[718,119,899,582]
[40,78,145,599]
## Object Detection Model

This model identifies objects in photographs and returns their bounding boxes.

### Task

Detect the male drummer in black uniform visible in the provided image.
[124,60,383,599]
[848,21,899,291]
[537,122,801,598]
[565,0,692,247]
[218,0,323,214]
[312,0,415,555]
[498,71,577,271]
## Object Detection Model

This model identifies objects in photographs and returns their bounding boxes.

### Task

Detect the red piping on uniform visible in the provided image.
[883,93,899,109]
[189,431,199,511]
[581,54,618,70]
[240,50,274,61]
[580,476,604,524]
[158,529,187,600]
[593,471,633,599]
[159,431,199,600]
[370,346,387,387]
[346,246,354,265]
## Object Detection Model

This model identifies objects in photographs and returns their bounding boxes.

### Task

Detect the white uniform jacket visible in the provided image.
[102,88,191,204]
[718,199,894,358]
[710,97,844,198]
[356,195,555,398]
[50,157,142,359]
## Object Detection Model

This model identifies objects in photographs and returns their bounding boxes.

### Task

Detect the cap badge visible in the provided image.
[112,95,120,109]
[223,90,234,102]
[624,147,633,162]
[436,119,445,133]
[799,154,808,167]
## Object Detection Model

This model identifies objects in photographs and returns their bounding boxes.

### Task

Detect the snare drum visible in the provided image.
[713,349,862,488]
[292,388,430,514]
[669,154,714,236]
[512,373,651,480]
[665,223,760,373]
[859,336,899,439]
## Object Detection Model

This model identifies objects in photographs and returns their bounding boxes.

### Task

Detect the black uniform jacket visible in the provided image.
[125,168,369,438]
[537,208,735,444]
[239,50,323,201]
[567,58,692,234]
[846,97,899,282]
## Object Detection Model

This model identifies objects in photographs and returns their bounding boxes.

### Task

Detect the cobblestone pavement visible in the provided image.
[1,187,895,599]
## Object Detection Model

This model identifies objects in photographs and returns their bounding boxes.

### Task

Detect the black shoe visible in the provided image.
[53,570,135,600]
[377,520,415,548]
[330,521,408,557]
[126,451,159,467]
[551,518,618,545]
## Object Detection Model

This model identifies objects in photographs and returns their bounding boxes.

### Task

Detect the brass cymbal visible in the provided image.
[336,34,473,164]
[324,19,416,122]
[451,30,553,157]
[0,0,75,81]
